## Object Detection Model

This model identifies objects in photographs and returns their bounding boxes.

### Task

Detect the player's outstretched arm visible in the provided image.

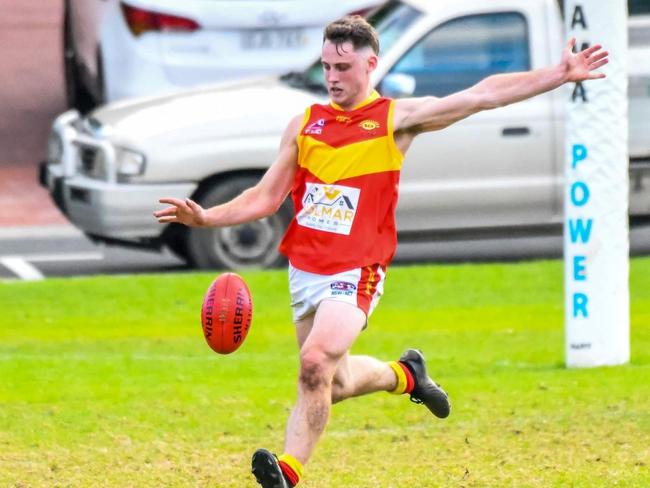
[154,114,302,227]
[394,38,608,135]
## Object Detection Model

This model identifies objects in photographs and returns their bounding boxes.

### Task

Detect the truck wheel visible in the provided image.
[186,176,292,270]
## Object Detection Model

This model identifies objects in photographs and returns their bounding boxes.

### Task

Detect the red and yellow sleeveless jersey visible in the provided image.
[279,91,404,274]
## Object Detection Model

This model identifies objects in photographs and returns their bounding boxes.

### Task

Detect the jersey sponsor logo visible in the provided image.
[336,115,352,124]
[304,118,326,135]
[359,119,380,131]
[330,280,357,296]
[297,182,360,235]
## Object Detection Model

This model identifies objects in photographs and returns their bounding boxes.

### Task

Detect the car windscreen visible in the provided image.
[281,1,423,93]
[629,0,650,15]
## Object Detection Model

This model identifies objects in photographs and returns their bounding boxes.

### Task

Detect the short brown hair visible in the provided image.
[323,15,379,55]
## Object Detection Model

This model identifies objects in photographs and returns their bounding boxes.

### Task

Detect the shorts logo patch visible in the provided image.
[331,281,356,296]
[297,183,360,235]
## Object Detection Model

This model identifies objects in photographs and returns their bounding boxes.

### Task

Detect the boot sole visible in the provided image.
[252,449,288,488]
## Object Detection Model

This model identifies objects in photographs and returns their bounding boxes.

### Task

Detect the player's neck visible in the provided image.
[332,87,375,111]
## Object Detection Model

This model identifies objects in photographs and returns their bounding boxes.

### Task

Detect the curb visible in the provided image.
[0,225,83,240]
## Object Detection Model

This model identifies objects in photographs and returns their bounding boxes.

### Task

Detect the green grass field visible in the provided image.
[1,258,649,487]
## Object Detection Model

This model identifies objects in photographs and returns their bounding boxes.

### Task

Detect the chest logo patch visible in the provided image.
[359,119,380,131]
[304,118,326,135]
[297,183,361,235]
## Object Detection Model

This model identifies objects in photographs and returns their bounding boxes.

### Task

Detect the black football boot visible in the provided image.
[251,449,293,488]
[399,349,451,418]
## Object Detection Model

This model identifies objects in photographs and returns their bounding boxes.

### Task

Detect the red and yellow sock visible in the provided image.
[278,453,303,487]
[388,360,415,395]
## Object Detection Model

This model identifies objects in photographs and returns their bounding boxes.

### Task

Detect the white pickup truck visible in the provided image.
[41,0,650,269]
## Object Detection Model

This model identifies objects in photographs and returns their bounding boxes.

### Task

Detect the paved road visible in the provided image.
[0,227,186,280]
[2,224,650,281]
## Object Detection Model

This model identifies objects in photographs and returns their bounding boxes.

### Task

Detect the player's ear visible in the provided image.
[367,53,378,72]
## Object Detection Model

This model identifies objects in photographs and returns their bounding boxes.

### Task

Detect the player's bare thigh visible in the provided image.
[295,313,315,348]
[308,299,365,355]
[295,300,365,351]
[294,299,366,393]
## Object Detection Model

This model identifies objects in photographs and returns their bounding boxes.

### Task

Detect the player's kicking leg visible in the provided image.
[252,301,450,487]
[329,349,450,419]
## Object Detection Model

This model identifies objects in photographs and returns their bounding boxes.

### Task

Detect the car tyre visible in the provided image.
[63,3,96,113]
[163,223,189,262]
[186,176,292,270]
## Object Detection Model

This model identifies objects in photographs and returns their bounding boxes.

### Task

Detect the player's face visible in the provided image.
[321,40,377,110]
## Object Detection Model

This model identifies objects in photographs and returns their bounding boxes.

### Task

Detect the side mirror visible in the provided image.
[379,73,416,98]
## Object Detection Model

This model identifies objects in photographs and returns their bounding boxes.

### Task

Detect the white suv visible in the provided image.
[63,0,377,111]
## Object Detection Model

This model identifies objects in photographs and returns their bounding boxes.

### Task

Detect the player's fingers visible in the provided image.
[583,44,602,57]
[589,72,607,80]
[158,197,183,205]
[589,51,608,63]
[158,198,187,207]
[157,216,178,224]
[153,206,177,218]
[590,58,609,71]
[185,198,202,212]
[566,37,576,50]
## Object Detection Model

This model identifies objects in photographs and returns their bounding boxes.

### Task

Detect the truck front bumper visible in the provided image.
[40,110,198,243]
[41,161,196,242]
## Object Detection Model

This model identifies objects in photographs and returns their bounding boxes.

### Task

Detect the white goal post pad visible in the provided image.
[564,0,630,367]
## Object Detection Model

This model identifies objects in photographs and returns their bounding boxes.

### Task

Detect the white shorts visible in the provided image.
[288,263,386,322]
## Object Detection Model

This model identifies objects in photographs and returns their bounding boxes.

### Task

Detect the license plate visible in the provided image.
[240,28,306,50]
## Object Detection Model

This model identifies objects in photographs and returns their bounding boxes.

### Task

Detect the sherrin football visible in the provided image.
[201,272,253,354]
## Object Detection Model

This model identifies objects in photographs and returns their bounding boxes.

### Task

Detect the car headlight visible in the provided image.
[47,132,63,165]
[116,148,146,176]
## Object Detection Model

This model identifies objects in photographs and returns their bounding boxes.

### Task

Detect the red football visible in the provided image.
[201,273,253,354]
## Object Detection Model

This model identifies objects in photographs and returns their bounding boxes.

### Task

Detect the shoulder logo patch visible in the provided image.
[359,119,380,131]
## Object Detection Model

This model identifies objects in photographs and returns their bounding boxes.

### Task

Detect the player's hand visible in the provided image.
[154,198,209,227]
[561,38,608,82]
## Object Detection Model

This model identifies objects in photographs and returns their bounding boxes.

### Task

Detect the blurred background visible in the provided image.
[1,0,650,280]
[0,0,67,227]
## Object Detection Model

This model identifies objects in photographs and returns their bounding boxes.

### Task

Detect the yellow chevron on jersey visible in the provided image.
[297,135,402,184]
[296,94,403,184]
